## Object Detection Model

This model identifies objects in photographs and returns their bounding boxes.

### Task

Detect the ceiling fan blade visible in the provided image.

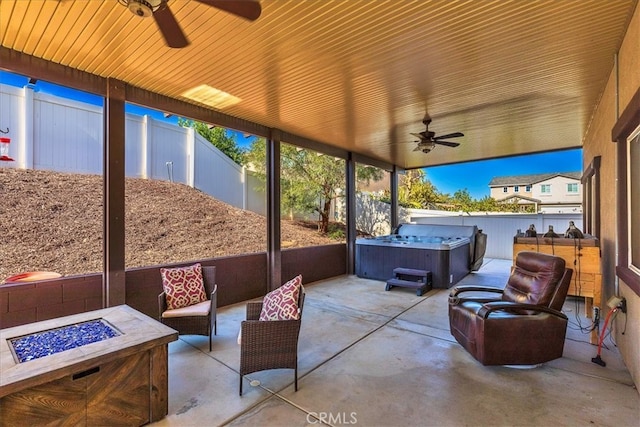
[153,5,189,48]
[434,132,464,140]
[196,0,262,21]
[433,140,460,147]
[410,133,424,139]
[412,146,422,151]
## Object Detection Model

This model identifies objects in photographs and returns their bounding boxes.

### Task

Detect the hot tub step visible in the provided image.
[385,278,432,296]
[393,267,430,279]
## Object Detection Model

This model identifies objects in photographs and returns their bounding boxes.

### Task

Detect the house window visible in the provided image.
[525,185,531,192]
[540,184,551,194]
[614,86,640,297]
[582,156,601,238]
[514,185,519,193]
[503,187,508,193]
[567,183,578,193]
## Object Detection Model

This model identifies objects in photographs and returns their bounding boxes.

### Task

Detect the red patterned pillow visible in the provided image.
[161,263,207,310]
[259,275,302,321]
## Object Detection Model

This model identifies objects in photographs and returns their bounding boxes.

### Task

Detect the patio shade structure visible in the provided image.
[0,0,637,299]
[0,0,635,167]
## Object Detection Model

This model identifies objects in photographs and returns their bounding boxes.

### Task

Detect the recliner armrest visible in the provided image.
[477,301,568,320]
[449,285,503,305]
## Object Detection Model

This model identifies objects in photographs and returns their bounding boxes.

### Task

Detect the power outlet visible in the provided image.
[620,297,627,313]
[592,306,600,322]
[607,295,623,309]
[606,295,627,313]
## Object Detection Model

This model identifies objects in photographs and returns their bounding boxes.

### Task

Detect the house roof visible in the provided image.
[1,0,637,170]
[497,194,541,204]
[489,172,582,187]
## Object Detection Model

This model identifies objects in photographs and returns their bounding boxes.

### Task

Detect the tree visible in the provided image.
[449,189,474,212]
[445,189,534,213]
[178,118,246,165]
[380,169,445,208]
[246,139,384,233]
[382,169,534,213]
[406,170,446,208]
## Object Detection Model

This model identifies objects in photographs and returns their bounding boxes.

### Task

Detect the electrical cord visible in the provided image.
[568,236,598,336]
[592,307,619,367]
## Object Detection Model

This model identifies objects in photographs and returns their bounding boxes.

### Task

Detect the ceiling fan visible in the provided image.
[410,115,464,154]
[118,0,262,48]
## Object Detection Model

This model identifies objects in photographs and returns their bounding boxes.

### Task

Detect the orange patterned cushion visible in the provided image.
[259,275,302,321]
[161,263,207,310]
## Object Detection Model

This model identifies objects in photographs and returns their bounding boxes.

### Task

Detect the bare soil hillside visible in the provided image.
[0,168,341,280]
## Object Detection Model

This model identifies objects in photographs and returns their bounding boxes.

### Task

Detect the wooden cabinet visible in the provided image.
[513,236,601,344]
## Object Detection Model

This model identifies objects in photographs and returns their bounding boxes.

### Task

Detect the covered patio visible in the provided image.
[1,1,640,422]
[155,259,638,426]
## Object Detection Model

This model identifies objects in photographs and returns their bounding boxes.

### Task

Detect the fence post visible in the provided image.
[187,127,195,188]
[242,165,247,210]
[20,84,35,169]
[141,115,151,179]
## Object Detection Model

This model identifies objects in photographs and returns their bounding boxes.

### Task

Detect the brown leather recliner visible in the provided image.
[448,251,573,365]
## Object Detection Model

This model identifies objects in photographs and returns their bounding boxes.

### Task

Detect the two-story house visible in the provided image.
[488,172,582,213]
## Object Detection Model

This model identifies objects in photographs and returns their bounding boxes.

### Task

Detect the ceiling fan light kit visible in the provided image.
[119,0,161,18]
[410,115,464,154]
[420,142,436,154]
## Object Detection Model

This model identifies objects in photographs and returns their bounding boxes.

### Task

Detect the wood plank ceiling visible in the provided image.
[0,0,637,169]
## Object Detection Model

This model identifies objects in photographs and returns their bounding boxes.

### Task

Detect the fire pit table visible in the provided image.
[0,305,178,426]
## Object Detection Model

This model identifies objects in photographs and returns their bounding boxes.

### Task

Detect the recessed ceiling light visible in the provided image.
[181,84,241,109]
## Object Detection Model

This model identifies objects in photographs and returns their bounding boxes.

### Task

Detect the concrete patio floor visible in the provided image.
[151,258,638,427]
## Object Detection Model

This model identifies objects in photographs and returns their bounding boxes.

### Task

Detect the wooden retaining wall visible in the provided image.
[1,244,346,329]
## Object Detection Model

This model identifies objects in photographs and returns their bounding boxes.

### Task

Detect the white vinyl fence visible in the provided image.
[0,83,263,212]
[336,192,583,260]
[408,210,584,259]
[1,83,583,256]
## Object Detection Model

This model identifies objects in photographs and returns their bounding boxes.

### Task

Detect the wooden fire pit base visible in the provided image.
[0,305,178,426]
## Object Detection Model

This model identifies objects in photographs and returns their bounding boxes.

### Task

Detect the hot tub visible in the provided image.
[355,223,484,288]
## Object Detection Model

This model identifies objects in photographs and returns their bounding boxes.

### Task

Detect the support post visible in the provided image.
[267,131,282,291]
[346,153,356,275]
[390,166,400,231]
[103,78,126,307]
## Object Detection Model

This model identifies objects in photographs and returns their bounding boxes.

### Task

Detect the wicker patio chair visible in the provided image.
[239,291,305,396]
[158,265,217,351]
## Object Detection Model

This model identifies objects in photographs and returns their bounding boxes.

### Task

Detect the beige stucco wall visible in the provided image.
[618,1,640,108]
[582,3,640,391]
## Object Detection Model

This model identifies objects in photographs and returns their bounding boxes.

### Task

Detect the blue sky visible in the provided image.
[1,71,582,199]
[425,149,582,199]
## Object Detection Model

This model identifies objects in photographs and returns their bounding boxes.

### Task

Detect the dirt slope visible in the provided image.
[0,168,338,280]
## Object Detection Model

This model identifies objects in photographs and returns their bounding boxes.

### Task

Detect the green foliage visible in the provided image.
[178,118,246,165]
[246,139,384,233]
[327,223,346,240]
[441,188,534,213]
[378,169,447,209]
[378,169,535,213]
